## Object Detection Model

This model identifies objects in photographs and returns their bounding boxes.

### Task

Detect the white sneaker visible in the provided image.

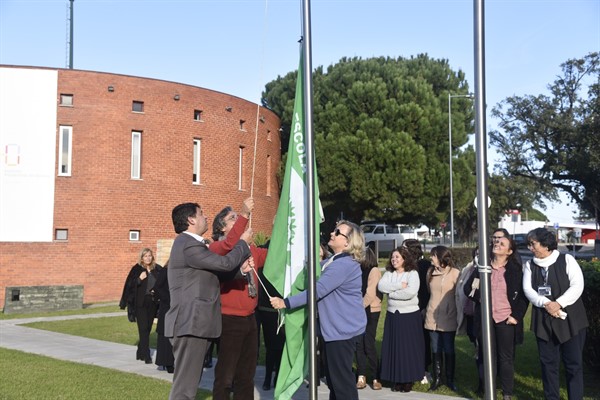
[421,372,432,384]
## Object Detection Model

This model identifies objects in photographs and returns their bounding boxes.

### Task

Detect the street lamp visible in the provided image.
[448,92,474,247]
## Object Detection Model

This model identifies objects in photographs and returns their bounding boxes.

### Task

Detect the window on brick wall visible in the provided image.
[60,94,73,106]
[58,125,72,176]
[239,119,246,131]
[55,229,68,240]
[238,146,245,190]
[267,129,272,141]
[129,230,140,241]
[193,139,201,184]
[132,101,144,113]
[131,131,142,179]
[194,109,203,121]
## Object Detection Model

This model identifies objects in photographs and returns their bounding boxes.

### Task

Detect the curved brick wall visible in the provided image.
[0,67,281,309]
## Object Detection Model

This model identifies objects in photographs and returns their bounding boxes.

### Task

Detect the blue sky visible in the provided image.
[1,0,598,223]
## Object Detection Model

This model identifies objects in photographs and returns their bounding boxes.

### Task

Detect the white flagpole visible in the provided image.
[473,0,495,398]
[301,0,318,398]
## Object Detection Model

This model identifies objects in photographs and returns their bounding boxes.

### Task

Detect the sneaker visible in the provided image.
[421,372,431,385]
[372,379,382,390]
[356,375,367,389]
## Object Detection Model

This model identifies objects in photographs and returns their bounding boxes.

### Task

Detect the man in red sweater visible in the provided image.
[209,197,268,400]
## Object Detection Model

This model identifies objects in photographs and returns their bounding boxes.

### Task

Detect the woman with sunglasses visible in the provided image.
[523,227,588,400]
[270,221,367,400]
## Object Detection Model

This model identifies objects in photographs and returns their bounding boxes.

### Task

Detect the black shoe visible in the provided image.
[145,357,152,364]
[166,366,174,373]
[262,382,271,391]
[203,357,213,368]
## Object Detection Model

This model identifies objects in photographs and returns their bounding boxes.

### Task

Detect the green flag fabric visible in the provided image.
[262,49,322,400]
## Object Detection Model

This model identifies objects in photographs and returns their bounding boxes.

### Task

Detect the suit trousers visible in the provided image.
[537,328,586,400]
[213,314,258,400]
[169,335,211,400]
[135,295,157,360]
[494,320,516,396]
[323,335,361,400]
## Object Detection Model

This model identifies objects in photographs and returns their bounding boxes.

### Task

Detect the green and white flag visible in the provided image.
[263,48,322,400]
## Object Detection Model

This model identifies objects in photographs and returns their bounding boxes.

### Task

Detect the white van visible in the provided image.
[361,223,405,252]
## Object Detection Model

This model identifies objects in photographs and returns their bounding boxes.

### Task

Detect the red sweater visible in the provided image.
[209,215,267,316]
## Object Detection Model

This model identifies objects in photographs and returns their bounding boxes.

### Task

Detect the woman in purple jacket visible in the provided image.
[271,220,367,400]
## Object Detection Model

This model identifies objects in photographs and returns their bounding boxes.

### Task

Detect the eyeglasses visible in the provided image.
[334,228,349,240]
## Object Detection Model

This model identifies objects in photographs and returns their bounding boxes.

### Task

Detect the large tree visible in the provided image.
[489,52,600,223]
[263,55,475,229]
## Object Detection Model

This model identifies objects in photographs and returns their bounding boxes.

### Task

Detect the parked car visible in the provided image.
[513,233,528,249]
[361,223,405,252]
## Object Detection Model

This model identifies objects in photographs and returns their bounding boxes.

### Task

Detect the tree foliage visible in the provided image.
[263,54,475,230]
[490,52,600,223]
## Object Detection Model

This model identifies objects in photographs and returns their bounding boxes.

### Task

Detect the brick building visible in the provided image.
[0,66,281,310]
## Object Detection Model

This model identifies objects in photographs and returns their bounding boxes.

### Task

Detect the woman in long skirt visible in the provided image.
[378,246,425,392]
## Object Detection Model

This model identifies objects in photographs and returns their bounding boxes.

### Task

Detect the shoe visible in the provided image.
[392,383,403,392]
[428,353,442,391]
[203,357,213,368]
[166,366,174,373]
[372,379,382,390]
[262,382,271,391]
[356,375,367,389]
[420,372,431,385]
[403,383,413,393]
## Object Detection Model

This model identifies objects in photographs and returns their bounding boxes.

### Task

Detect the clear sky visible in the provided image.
[1,0,598,223]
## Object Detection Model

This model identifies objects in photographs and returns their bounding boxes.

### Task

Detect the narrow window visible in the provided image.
[194,109,203,121]
[238,146,245,190]
[60,94,73,106]
[131,131,142,179]
[132,101,144,113]
[239,119,246,131]
[129,230,140,241]
[266,155,272,196]
[267,129,272,141]
[193,139,201,184]
[58,125,72,176]
[55,229,68,240]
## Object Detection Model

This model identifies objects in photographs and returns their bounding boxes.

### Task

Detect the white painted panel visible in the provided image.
[0,68,57,242]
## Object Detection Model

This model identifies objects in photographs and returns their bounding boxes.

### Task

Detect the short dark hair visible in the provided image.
[361,247,378,271]
[212,206,233,241]
[527,227,558,251]
[430,245,456,269]
[402,238,423,259]
[172,203,199,234]
[386,246,417,272]
[492,228,510,238]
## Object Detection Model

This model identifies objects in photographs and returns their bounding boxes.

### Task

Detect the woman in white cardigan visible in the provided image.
[378,246,424,393]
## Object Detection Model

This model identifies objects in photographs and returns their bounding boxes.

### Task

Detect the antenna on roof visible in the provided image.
[66,0,74,69]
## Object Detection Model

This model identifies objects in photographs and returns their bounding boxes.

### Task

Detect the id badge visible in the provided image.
[538,286,552,296]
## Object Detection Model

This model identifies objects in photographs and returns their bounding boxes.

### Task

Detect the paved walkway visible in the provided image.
[0,312,463,400]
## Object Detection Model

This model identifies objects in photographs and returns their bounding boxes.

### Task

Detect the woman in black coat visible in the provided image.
[151,260,174,373]
[119,247,161,364]
[464,237,529,399]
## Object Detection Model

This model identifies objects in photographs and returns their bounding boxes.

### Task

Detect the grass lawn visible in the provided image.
[6,303,600,399]
[0,347,212,399]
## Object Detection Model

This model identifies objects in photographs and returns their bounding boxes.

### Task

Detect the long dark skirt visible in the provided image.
[380,310,425,384]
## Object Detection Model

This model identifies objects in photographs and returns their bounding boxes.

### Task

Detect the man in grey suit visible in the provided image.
[165,202,251,400]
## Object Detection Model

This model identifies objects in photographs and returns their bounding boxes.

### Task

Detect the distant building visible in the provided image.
[0,66,281,310]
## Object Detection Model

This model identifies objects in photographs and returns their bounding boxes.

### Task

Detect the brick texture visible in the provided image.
[0,67,282,310]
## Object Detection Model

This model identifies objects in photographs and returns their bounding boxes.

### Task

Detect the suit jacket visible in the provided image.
[164,232,250,339]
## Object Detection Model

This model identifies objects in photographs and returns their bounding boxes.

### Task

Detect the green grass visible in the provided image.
[0,303,120,320]
[0,347,212,400]
[5,303,600,399]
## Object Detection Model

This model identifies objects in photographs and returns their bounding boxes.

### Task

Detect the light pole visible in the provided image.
[448,93,474,247]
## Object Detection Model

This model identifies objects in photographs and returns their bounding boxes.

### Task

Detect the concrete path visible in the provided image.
[0,312,463,400]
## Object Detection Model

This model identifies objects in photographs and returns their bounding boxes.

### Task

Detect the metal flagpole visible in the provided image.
[301,0,318,398]
[473,0,495,399]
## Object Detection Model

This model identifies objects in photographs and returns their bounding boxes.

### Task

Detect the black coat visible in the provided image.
[464,258,529,344]
[119,264,162,322]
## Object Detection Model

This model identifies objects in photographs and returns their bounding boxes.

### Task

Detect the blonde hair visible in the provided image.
[337,220,365,262]
[137,248,156,270]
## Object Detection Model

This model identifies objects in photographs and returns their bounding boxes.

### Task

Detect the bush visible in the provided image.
[581,260,600,372]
